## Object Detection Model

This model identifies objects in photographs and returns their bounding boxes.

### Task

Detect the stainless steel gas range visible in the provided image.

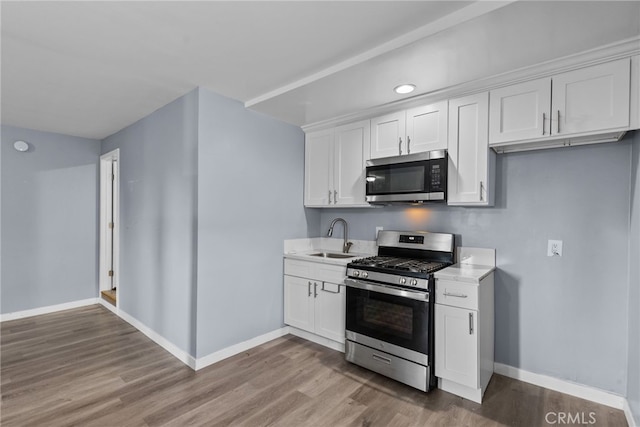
[344,230,455,392]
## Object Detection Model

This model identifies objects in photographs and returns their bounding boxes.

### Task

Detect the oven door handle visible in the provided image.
[344,278,430,302]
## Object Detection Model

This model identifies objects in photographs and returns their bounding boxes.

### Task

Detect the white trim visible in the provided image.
[245,1,515,107]
[494,362,626,410]
[287,327,345,353]
[623,399,638,427]
[194,327,291,371]
[99,149,120,309]
[0,298,99,322]
[97,299,197,369]
[302,36,640,133]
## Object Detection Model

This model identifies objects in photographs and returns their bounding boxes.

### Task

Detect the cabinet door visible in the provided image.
[304,130,333,206]
[370,111,406,159]
[435,304,478,389]
[406,101,448,154]
[334,120,369,206]
[284,275,314,332]
[447,92,491,205]
[314,282,346,343]
[489,78,551,144]
[552,58,630,135]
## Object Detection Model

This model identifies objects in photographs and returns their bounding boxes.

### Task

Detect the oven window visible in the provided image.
[346,286,431,355]
[362,299,413,338]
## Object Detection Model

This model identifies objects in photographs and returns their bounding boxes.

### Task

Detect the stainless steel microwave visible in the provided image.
[365,150,447,205]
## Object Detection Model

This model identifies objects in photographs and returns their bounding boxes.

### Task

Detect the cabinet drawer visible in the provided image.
[284,259,347,284]
[284,259,316,279]
[435,279,478,310]
[316,263,347,284]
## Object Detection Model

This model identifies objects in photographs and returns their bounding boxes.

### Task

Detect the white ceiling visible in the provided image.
[2,1,639,140]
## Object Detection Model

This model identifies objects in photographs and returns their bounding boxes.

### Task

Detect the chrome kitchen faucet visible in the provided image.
[327,218,353,253]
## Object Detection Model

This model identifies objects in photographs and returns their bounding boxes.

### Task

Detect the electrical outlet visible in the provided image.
[547,240,563,257]
[375,227,384,239]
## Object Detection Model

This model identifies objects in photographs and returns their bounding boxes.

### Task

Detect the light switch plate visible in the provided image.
[547,240,563,257]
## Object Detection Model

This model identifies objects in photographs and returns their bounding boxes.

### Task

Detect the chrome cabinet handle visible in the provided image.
[557,110,561,134]
[334,190,337,204]
[479,181,484,202]
[443,291,468,298]
[372,354,391,365]
[308,281,312,297]
[328,190,332,204]
[469,313,474,335]
[407,136,411,154]
[398,137,402,155]
[314,282,318,298]
[542,112,546,135]
[320,283,341,294]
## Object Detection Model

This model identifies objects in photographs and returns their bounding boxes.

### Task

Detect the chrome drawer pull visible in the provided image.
[443,291,468,298]
[321,283,341,294]
[372,354,391,365]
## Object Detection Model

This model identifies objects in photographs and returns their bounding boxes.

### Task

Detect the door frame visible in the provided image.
[99,149,120,308]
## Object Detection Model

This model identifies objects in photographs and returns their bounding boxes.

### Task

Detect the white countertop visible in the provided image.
[434,263,495,284]
[284,237,375,266]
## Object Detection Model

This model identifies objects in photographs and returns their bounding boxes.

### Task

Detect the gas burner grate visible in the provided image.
[349,256,450,274]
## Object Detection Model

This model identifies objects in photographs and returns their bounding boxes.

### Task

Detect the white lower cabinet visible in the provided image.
[435,272,494,403]
[435,304,479,388]
[284,259,346,345]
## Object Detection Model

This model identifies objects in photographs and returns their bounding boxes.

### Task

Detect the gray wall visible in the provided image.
[196,87,316,358]
[101,90,199,355]
[629,132,640,423]
[320,138,633,395]
[1,125,101,313]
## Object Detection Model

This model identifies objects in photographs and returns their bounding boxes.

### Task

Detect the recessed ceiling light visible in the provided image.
[13,140,29,152]
[394,84,416,94]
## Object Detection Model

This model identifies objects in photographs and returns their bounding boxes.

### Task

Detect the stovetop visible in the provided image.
[348,256,451,275]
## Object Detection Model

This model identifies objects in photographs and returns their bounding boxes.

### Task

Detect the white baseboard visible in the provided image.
[0,298,99,322]
[494,362,626,410]
[194,327,291,371]
[623,399,639,427]
[97,299,197,369]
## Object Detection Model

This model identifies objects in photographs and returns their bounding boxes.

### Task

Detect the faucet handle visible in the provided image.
[344,241,354,254]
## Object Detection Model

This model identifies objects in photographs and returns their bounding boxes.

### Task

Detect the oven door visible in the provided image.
[344,278,432,359]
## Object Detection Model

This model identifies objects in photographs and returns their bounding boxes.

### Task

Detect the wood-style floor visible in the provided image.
[1,305,627,427]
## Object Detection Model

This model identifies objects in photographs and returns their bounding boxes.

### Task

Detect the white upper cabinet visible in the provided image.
[333,121,370,206]
[370,101,448,159]
[489,58,631,150]
[304,129,332,206]
[489,78,551,143]
[553,59,630,134]
[304,120,370,207]
[448,92,495,206]
[371,112,406,159]
[406,101,449,154]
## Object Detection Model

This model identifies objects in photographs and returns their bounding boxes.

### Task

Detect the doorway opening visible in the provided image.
[99,149,120,307]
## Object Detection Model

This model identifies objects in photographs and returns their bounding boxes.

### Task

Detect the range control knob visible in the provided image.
[362,272,368,278]
[410,279,418,286]
[399,277,407,285]
[353,270,360,277]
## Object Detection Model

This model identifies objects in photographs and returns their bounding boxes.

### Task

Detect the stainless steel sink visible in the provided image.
[309,252,357,259]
